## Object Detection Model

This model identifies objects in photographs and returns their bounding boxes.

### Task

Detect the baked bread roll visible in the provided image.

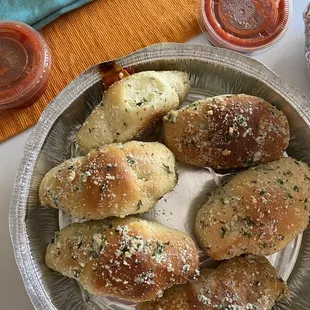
[45,217,199,302]
[77,71,190,152]
[138,255,288,310]
[195,157,310,260]
[39,141,176,220]
[163,94,289,169]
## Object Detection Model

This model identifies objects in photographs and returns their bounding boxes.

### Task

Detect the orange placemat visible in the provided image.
[0,0,200,142]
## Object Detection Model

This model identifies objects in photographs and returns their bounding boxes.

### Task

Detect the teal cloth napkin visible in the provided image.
[0,0,93,29]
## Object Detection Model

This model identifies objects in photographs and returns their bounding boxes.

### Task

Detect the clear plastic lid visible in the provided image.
[198,0,292,53]
[0,20,51,110]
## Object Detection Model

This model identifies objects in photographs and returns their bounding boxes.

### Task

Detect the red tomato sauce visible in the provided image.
[0,21,51,109]
[201,0,290,52]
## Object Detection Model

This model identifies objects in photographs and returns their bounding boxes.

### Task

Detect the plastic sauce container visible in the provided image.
[0,21,51,110]
[198,0,292,53]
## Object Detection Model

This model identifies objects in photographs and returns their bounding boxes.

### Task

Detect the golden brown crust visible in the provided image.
[138,255,288,310]
[163,94,289,169]
[77,71,190,152]
[45,217,199,302]
[39,141,177,220]
[195,157,310,260]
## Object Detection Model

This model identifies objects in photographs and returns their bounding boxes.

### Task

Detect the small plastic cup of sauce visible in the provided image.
[198,0,292,53]
[0,20,51,110]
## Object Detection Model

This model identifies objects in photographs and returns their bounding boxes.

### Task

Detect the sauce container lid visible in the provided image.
[198,0,292,53]
[0,20,51,110]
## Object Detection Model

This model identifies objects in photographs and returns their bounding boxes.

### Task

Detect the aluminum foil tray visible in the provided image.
[9,43,310,310]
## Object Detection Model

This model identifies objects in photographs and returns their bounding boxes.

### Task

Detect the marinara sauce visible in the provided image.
[0,21,51,110]
[198,0,291,53]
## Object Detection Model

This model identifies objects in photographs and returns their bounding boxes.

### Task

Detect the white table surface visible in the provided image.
[1,2,310,309]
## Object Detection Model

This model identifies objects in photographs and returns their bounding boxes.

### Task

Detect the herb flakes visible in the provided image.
[163,164,172,174]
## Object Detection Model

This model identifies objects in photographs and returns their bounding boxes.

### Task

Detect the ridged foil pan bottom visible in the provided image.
[9,43,310,310]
